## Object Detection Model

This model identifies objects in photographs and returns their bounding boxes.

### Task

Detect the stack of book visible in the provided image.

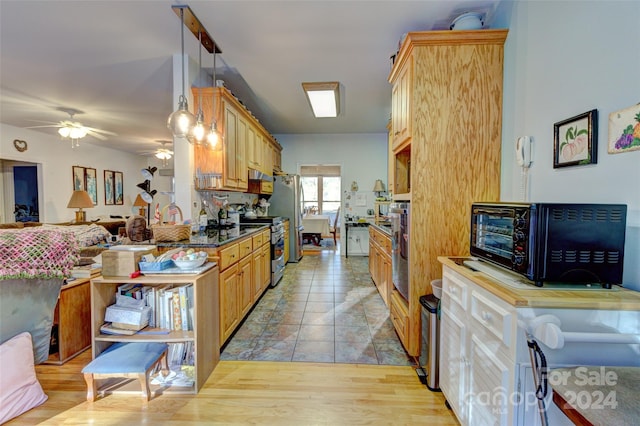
[99,283,194,335]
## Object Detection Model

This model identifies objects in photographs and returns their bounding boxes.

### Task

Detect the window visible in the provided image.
[300,165,341,216]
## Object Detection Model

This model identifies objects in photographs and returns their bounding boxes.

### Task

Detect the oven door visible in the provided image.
[389,203,410,302]
[271,233,285,286]
[470,205,520,272]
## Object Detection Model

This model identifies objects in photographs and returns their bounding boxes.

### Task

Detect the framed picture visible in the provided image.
[104,170,115,205]
[85,168,97,205]
[553,109,598,168]
[608,103,640,154]
[114,171,124,205]
[72,166,85,191]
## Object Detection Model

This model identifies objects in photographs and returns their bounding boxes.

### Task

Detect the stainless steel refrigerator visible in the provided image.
[268,174,304,262]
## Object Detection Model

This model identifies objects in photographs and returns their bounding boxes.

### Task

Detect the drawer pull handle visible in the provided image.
[481,311,492,321]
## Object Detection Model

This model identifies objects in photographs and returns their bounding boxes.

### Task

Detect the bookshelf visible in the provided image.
[89,266,219,394]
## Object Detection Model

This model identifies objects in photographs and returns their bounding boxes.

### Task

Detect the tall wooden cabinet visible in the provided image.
[387,29,507,356]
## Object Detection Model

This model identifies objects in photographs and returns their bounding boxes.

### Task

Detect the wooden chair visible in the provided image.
[330,208,340,244]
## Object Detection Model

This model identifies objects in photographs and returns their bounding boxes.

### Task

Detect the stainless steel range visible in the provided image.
[240,215,285,287]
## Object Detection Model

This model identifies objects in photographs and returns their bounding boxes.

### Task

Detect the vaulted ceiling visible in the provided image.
[0,0,502,156]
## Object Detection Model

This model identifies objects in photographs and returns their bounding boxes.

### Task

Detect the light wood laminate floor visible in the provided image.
[10,349,459,425]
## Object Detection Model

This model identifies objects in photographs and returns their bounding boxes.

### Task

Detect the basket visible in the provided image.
[151,205,192,242]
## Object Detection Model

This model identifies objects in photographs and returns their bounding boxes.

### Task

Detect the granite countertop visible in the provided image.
[438,256,640,310]
[551,366,640,425]
[369,223,392,235]
[155,224,268,249]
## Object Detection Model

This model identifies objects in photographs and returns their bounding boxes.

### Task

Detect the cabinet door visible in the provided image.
[246,123,257,169]
[262,244,271,289]
[440,303,469,424]
[379,253,391,307]
[236,120,248,191]
[223,103,239,189]
[468,334,513,426]
[284,228,290,264]
[391,57,412,150]
[238,256,253,317]
[219,264,240,343]
[252,250,262,301]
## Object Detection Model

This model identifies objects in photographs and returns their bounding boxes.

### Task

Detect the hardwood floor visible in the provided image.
[10,349,459,425]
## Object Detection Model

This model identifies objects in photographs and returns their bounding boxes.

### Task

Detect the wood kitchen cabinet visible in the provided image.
[387,29,507,356]
[215,228,271,346]
[368,225,391,307]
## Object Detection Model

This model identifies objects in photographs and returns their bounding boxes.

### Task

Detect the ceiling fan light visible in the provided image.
[69,126,87,139]
[58,127,71,138]
[167,96,196,139]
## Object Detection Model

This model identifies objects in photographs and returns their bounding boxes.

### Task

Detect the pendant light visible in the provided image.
[167,6,196,139]
[189,26,207,144]
[206,40,223,151]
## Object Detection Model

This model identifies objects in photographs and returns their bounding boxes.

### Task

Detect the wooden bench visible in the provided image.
[81,342,169,402]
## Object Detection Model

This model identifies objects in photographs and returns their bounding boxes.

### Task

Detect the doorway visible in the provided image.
[1,159,42,223]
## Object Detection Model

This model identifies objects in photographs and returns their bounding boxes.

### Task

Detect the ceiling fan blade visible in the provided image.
[25,124,62,129]
[87,130,108,140]
[85,126,116,136]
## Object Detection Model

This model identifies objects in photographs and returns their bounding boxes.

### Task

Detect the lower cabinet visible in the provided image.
[439,264,518,426]
[217,229,272,347]
[368,226,391,307]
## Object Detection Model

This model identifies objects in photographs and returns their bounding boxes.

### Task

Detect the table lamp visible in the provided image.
[67,190,94,222]
[373,179,386,199]
[133,194,148,216]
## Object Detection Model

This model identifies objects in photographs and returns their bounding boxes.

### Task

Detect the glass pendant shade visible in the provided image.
[207,121,223,151]
[58,127,71,138]
[190,110,207,144]
[167,95,196,138]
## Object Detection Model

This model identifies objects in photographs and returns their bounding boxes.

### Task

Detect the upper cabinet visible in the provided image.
[192,87,282,192]
[386,29,508,356]
[390,55,412,151]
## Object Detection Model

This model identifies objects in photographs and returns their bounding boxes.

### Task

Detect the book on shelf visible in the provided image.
[70,263,101,278]
[99,322,137,335]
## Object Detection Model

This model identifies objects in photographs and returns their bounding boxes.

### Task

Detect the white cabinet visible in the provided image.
[440,265,518,426]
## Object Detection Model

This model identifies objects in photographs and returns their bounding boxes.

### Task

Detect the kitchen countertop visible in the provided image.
[369,222,391,235]
[155,224,268,249]
[438,256,640,310]
[551,366,640,425]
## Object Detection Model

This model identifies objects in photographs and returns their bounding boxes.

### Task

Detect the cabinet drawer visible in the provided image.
[260,181,273,193]
[238,237,253,259]
[252,233,263,248]
[443,269,469,311]
[471,290,513,350]
[389,290,409,343]
[218,243,239,270]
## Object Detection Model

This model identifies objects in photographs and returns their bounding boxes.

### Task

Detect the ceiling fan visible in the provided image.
[26,107,116,147]
[139,140,174,167]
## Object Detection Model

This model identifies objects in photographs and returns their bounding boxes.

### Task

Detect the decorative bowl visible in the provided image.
[450,12,484,30]
[431,279,443,299]
[173,257,207,270]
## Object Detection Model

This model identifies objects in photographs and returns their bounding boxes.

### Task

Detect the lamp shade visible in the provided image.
[67,190,94,209]
[141,167,157,180]
[373,179,385,192]
[133,194,148,207]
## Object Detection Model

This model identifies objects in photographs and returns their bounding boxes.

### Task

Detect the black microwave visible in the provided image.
[470,202,627,288]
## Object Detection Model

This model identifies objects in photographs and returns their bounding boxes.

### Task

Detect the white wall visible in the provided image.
[498,1,640,289]
[275,132,388,252]
[0,123,173,223]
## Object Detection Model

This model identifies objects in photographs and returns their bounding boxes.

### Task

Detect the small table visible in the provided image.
[302,215,331,246]
[551,366,640,425]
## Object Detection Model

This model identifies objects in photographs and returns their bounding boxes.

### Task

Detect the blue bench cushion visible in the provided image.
[82,342,168,374]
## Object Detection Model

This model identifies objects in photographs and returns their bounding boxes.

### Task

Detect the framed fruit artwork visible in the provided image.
[608,103,640,154]
[553,109,598,168]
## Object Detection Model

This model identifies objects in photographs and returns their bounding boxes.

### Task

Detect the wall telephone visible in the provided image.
[516,136,532,168]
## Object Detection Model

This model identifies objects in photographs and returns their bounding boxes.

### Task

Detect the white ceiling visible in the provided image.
[0,0,502,156]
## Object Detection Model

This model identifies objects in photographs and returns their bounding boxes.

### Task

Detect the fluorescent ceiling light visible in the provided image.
[302,82,340,118]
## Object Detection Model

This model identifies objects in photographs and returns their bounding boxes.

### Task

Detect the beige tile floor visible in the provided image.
[221,248,415,365]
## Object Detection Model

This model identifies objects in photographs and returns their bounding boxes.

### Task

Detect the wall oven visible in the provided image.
[389,202,410,301]
[469,202,627,288]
